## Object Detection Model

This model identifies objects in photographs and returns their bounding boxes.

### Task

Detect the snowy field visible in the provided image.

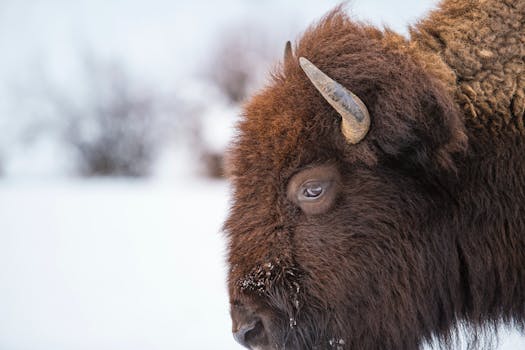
[0,178,236,350]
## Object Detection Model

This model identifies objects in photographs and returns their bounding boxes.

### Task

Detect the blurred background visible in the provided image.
[0,1,523,349]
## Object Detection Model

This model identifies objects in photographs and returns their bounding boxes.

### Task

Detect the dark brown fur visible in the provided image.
[224,0,525,349]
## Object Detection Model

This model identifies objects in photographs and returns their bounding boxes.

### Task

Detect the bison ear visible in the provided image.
[419,90,468,173]
[379,84,468,177]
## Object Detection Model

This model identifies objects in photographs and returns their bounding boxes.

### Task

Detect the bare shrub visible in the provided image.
[185,114,229,179]
[50,56,175,177]
[205,23,281,104]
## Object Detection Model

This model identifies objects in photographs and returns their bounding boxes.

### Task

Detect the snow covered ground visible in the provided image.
[0,179,524,350]
[0,178,235,350]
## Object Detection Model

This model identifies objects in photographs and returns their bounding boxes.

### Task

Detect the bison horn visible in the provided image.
[299,57,370,144]
[284,41,293,61]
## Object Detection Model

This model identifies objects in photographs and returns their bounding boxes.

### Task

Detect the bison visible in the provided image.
[223,0,525,349]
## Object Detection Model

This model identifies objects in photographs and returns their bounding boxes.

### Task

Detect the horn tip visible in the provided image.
[298,57,310,67]
[284,41,293,61]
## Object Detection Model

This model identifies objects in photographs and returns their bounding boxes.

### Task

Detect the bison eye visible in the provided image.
[300,181,327,200]
[287,164,340,215]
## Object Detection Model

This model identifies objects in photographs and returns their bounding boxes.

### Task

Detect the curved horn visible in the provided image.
[284,41,293,61]
[299,57,370,144]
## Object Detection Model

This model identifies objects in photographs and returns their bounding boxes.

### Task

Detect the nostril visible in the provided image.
[232,318,263,348]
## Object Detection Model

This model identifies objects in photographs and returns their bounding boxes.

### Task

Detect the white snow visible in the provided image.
[0,179,236,350]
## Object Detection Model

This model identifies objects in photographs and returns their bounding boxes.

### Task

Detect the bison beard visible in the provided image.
[224,0,525,349]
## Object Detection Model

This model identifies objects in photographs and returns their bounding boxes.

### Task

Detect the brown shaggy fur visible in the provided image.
[224,0,525,349]
[411,0,525,136]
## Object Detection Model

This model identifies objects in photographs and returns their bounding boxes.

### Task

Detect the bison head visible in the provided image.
[224,11,467,350]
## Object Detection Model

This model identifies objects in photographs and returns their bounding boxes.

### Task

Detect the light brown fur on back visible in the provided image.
[410,0,525,135]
